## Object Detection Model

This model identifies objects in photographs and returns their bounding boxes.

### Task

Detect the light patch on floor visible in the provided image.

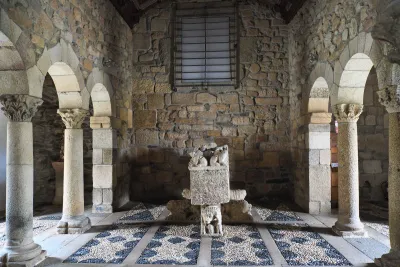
[269,223,351,266]
[255,204,302,221]
[211,225,273,266]
[64,223,149,264]
[117,203,165,224]
[136,225,200,265]
[365,222,389,237]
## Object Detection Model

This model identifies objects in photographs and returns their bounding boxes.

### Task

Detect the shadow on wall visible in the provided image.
[129,147,293,203]
[0,111,7,212]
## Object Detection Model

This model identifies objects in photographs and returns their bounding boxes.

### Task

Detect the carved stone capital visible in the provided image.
[377,86,400,113]
[334,104,363,123]
[0,94,43,122]
[57,109,89,129]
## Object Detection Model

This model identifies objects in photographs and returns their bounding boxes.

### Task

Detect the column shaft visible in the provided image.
[388,113,400,249]
[0,94,45,265]
[62,129,84,217]
[332,103,367,237]
[375,88,400,266]
[56,108,91,234]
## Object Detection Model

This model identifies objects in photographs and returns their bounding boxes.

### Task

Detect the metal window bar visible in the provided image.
[173,1,238,88]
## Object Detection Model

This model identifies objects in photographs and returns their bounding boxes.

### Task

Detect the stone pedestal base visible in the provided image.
[92,204,113,214]
[201,205,223,237]
[332,225,368,238]
[57,216,91,234]
[1,245,46,267]
[375,251,400,267]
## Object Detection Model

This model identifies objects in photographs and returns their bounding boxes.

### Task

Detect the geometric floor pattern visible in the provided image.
[0,201,391,266]
[136,225,201,265]
[269,223,352,266]
[211,225,273,266]
[64,224,149,264]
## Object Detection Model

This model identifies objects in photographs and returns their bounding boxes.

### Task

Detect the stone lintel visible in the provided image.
[334,103,363,123]
[90,116,115,129]
[307,112,332,124]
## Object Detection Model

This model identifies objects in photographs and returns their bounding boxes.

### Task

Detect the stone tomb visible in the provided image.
[167,144,253,237]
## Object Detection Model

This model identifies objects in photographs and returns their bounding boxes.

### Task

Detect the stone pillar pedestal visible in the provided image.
[90,117,116,214]
[52,162,64,206]
[56,109,91,234]
[375,88,400,266]
[0,95,46,266]
[332,104,367,237]
[306,113,332,214]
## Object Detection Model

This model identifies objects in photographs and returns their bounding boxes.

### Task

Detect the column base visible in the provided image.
[1,243,46,266]
[57,216,91,234]
[92,204,113,214]
[332,225,368,238]
[375,251,400,267]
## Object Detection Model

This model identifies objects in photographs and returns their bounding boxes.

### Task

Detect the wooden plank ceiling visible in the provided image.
[109,0,307,28]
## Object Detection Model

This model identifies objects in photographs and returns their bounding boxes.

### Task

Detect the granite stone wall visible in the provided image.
[130,1,292,202]
[0,0,134,209]
[288,0,388,210]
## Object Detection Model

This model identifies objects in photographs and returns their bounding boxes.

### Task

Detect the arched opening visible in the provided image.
[334,52,388,232]
[357,67,389,219]
[89,79,115,213]
[32,74,64,209]
[306,77,333,214]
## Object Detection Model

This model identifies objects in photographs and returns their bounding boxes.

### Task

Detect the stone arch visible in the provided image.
[303,64,334,215]
[26,39,90,110]
[87,68,115,117]
[332,33,393,106]
[0,30,29,96]
[304,62,333,114]
[308,77,330,113]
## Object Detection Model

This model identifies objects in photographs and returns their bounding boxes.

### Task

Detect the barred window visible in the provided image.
[173,1,239,89]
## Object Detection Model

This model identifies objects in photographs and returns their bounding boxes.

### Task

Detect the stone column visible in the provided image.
[90,116,116,214]
[332,104,367,237]
[56,109,91,234]
[375,87,400,267]
[306,113,332,214]
[0,95,46,265]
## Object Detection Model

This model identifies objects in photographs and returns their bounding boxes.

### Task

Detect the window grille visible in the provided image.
[173,1,239,89]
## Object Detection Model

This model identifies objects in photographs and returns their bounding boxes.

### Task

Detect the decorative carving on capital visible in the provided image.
[334,104,363,123]
[377,86,400,113]
[0,94,43,122]
[57,109,89,129]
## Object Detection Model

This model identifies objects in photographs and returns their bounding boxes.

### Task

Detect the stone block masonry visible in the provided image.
[130,1,292,201]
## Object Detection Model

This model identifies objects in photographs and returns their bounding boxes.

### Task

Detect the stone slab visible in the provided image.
[189,166,230,205]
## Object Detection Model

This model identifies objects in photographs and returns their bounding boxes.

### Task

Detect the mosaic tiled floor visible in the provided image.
[0,214,61,247]
[64,223,149,264]
[117,203,165,223]
[255,204,303,221]
[269,224,352,266]
[136,225,200,265]
[211,225,273,266]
